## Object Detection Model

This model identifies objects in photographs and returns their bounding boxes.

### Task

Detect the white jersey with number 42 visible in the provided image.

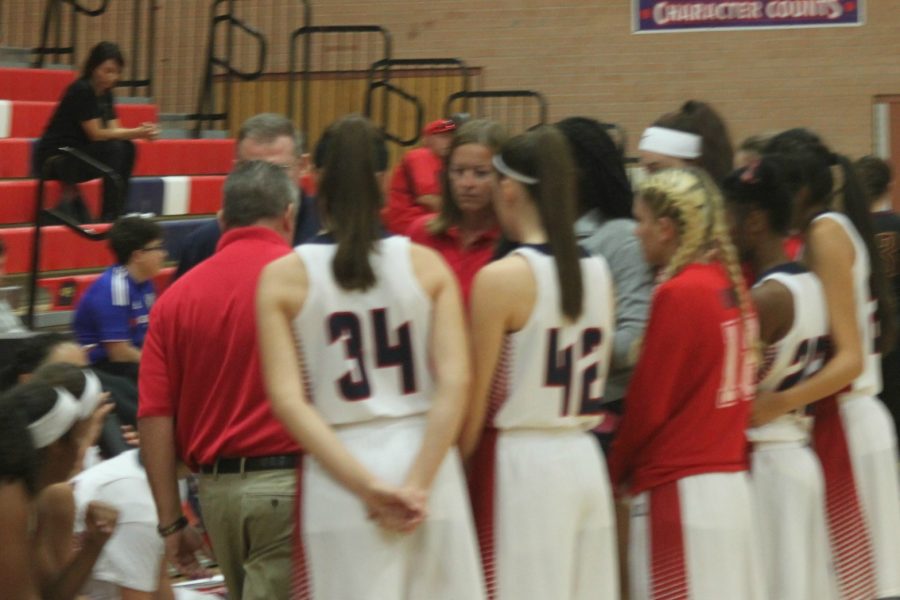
[489,246,615,431]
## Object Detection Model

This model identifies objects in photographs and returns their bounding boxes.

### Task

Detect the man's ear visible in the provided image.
[284,202,297,234]
[216,209,225,232]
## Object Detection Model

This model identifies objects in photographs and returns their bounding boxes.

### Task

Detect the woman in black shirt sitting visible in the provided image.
[33,41,159,222]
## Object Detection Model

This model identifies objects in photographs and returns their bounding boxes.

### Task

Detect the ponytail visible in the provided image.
[315,115,383,291]
[499,126,583,321]
[834,153,897,352]
[765,129,896,353]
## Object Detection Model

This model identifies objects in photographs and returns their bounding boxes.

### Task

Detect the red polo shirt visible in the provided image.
[382,147,444,234]
[138,226,300,468]
[406,215,499,304]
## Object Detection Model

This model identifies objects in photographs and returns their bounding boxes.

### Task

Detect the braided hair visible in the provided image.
[639,168,756,338]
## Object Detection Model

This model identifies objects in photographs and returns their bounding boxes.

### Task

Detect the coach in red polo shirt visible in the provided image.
[139,160,299,600]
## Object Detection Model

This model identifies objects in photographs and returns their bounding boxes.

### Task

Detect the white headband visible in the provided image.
[28,388,80,449]
[493,155,539,185]
[639,126,702,159]
[78,370,103,418]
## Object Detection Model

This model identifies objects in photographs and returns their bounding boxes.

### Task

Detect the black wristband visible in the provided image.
[157,515,188,537]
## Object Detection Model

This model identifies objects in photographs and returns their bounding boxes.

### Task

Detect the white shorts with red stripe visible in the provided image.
[750,441,838,600]
[628,472,765,600]
[469,428,619,600]
[292,416,485,600]
[814,394,900,599]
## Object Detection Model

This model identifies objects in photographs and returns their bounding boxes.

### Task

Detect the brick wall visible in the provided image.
[3,1,899,157]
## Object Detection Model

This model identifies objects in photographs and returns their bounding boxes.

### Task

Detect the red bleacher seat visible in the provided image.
[0,179,102,224]
[0,68,76,102]
[38,266,175,311]
[0,138,34,178]
[133,139,235,176]
[2,224,115,274]
[0,138,235,179]
[6,100,158,138]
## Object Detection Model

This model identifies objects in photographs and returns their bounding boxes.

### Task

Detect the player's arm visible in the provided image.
[752,219,862,424]
[750,279,793,346]
[459,259,527,460]
[607,286,693,492]
[403,246,469,492]
[0,484,40,600]
[257,254,423,530]
[104,340,142,363]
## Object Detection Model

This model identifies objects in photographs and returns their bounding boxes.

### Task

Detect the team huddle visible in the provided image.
[11,107,899,600]
[182,115,898,599]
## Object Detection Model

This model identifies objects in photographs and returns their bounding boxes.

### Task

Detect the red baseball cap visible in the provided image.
[423,118,456,136]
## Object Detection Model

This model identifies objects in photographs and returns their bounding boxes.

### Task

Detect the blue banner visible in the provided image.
[634,1,863,33]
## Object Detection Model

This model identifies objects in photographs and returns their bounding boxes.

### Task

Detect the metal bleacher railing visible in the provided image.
[26,147,118,328]
[191,0,269,136]
[288,24,392,149]
[35,0,156,98]
[445,89,548,135]
[365,58,470,148]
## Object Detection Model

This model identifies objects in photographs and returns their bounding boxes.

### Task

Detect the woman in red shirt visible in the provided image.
[609,167,763,600]
[406,120,508,303]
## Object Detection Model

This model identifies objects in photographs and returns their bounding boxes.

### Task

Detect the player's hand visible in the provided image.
[82,500,119,549]
[120,424,140,447]
[164,526,210,580]
[751,391,788,426]
[362,481,427,533]
[82,394,114,449]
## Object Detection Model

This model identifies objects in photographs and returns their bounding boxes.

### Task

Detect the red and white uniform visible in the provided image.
[290,235,484,600]
[469,245,619,600]
[609,262,763,600]
[748,267,837,600]
[810,212,900,599]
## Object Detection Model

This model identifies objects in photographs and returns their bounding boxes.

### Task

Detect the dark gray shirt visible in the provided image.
[575,210,653,402]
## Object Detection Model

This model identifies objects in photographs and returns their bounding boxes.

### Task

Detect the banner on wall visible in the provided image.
[634,1,863,33]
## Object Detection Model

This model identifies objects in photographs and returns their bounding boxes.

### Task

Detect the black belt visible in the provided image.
[200,454,298,475]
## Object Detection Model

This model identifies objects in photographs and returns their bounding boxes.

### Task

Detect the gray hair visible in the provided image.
[222,160,299,229]
[237,113,304,156]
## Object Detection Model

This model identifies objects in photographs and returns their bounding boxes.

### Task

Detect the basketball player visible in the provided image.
[723,156,838,600]
[460,126,619,600]
[256,115,485,600]
[758,129,900,599]
[608,168,763,600]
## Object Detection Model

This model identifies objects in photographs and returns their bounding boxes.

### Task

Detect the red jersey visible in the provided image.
[608,262,755,495]
[138,227,301,468]
[406,215,499,304]
[381,147,443,234]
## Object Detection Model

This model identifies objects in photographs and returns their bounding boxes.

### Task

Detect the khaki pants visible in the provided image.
[197,468,296,600]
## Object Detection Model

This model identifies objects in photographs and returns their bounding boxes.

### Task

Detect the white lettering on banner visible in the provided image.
[654,2,764,25]
[652,0,843,26]
[765,0,842,19]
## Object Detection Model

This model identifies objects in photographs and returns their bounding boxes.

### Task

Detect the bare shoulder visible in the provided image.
[471,255,535,328]
[409,242,454,297]
[808,215,854,261]
[260,251,306,285]
[36,483,74,529]
[751,278,794,345]
[258,252,307,314]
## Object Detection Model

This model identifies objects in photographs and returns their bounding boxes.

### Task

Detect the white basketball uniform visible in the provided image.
[289,236,485,600]
[468,245,619,600]
[748,268,837,600]
[810,212,900,599]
